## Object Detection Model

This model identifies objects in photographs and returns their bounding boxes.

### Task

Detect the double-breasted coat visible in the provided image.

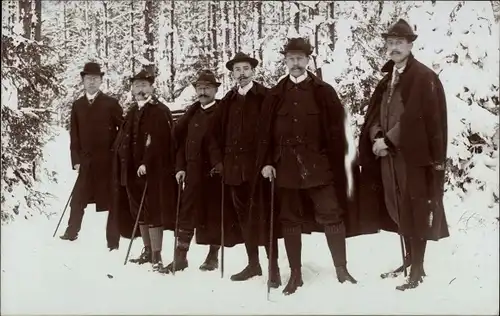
[110,97,178,239]
[252,72,374,245]
[358,54,449,241]
[69,92,123,211]
[173,101,243,247]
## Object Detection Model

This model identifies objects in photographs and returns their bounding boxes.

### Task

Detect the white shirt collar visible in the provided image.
[201,100,216,110]
[137,95,152,108]
[289,72,308,84]
[238,81,254,96]
[86,91,99,101]
[391,63,406,86]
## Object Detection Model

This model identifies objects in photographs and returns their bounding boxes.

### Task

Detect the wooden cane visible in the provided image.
[220,177,225,279]
[52,179,77,237]
[172,182,183,275]
[267,176,276,301]
[123,182,148,265]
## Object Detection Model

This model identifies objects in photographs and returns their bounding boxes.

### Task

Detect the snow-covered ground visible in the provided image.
[1,129,499,315]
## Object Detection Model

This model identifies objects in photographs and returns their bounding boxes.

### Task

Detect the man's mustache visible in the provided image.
[390,51,401,55]
[238,76,249,81]
[199,94,209,98]
[292,66,303,71]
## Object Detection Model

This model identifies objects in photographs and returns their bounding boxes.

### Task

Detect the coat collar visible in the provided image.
[381,53,415,74]
[270,70,328,95]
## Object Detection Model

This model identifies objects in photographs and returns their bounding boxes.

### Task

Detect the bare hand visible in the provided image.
[372,138,388,156]
[175,170,186,184]
[261,165,276,181]
[210,162,223,177]
[137,164,146,177]
[74,164,80,172]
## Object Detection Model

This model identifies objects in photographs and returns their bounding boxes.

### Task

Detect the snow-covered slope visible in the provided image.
[1,130,498,315]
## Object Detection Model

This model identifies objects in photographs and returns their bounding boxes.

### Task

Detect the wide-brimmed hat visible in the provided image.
[225,52,259,71]
[280,38,314,56]
[382,18,418,42]
[80,62,104,77]
[192,70,221,87]
[130,69,155,84]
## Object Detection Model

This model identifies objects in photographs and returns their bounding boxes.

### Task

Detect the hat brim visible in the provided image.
[130,77,155,84]
[192,81,221,87]
[225,57,259,71]
[382,33,418,42]
[81,71,104,77]
[280,49,313,56]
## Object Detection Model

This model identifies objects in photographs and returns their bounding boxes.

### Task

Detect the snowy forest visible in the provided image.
[1,1,499,314]
[3,0,498,224]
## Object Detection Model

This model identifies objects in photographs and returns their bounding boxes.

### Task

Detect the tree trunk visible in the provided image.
[85,1,89,56]
[18,0,33,39]
[211,1,218,71]
[33,0,41,41]
[328,1,336,52]
[143,0,156,74]
[103,0,109,90]
[232,0,238,53]
[63,1,67,61]
[169,0,175,101]
[130,0,135,74]
[257,1,263,61]
[294,2,300,33]
[313,2,322,79]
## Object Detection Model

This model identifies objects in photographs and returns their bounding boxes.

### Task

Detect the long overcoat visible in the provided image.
[252,72,375,245]
[358,54,449,241]
[69,92,123,211]
[110,97,178,239]
[173,101,243,247]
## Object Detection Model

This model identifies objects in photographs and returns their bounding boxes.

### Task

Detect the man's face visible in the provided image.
[131,79,153,101]
[385,37,413,64]
[82,74,102,94]
[195,83,217,105]
[285,51,309,78]
[232,61,254,87]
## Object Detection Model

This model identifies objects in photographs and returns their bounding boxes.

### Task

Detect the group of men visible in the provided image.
[59,19,449,295]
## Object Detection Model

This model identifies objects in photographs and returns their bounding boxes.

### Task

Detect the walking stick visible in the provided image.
[267,176,275,301]
[388,155,408,277]
[52,179,77,237]
[172,182,183,275]
[220,177,225,279]
[123,182,148,265]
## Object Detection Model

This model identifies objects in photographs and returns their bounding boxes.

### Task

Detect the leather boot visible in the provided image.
[151,251,163,271]
[325,223,357,284]
[282,226,303,295]
[199,245,220,271]
[149,226,164,271]
[129,246,152,264]
[381,236,412,279]
[265,239,282,288]
[396,238,427,291]
[161,229,192,274]
[161,248,188,274]
[230,244,262,281]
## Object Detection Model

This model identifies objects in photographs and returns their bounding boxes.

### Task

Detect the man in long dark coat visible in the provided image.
[162,70,242,274]
[209,52,281,288]
[358,19,449,291]
[60,62,123,251]
[111,69,178,272]
[255,38,360,295]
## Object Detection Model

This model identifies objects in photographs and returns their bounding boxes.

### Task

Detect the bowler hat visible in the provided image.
[130,69,155,84]
[382,19,418,42]
[225,52,259,71]
[280,38,314,56]
[80,62,104,77]
[192,70,221,87]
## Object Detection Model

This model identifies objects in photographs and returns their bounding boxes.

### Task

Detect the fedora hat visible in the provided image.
[80,62,104,77]
[192,70,221,87]
[225,52,259,71]
[130,69,155,84]
[382,18,418,42]
[280,37,314,56]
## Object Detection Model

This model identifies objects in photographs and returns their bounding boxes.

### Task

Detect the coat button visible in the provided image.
[293,119,298,122]
[294,102,298,105]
